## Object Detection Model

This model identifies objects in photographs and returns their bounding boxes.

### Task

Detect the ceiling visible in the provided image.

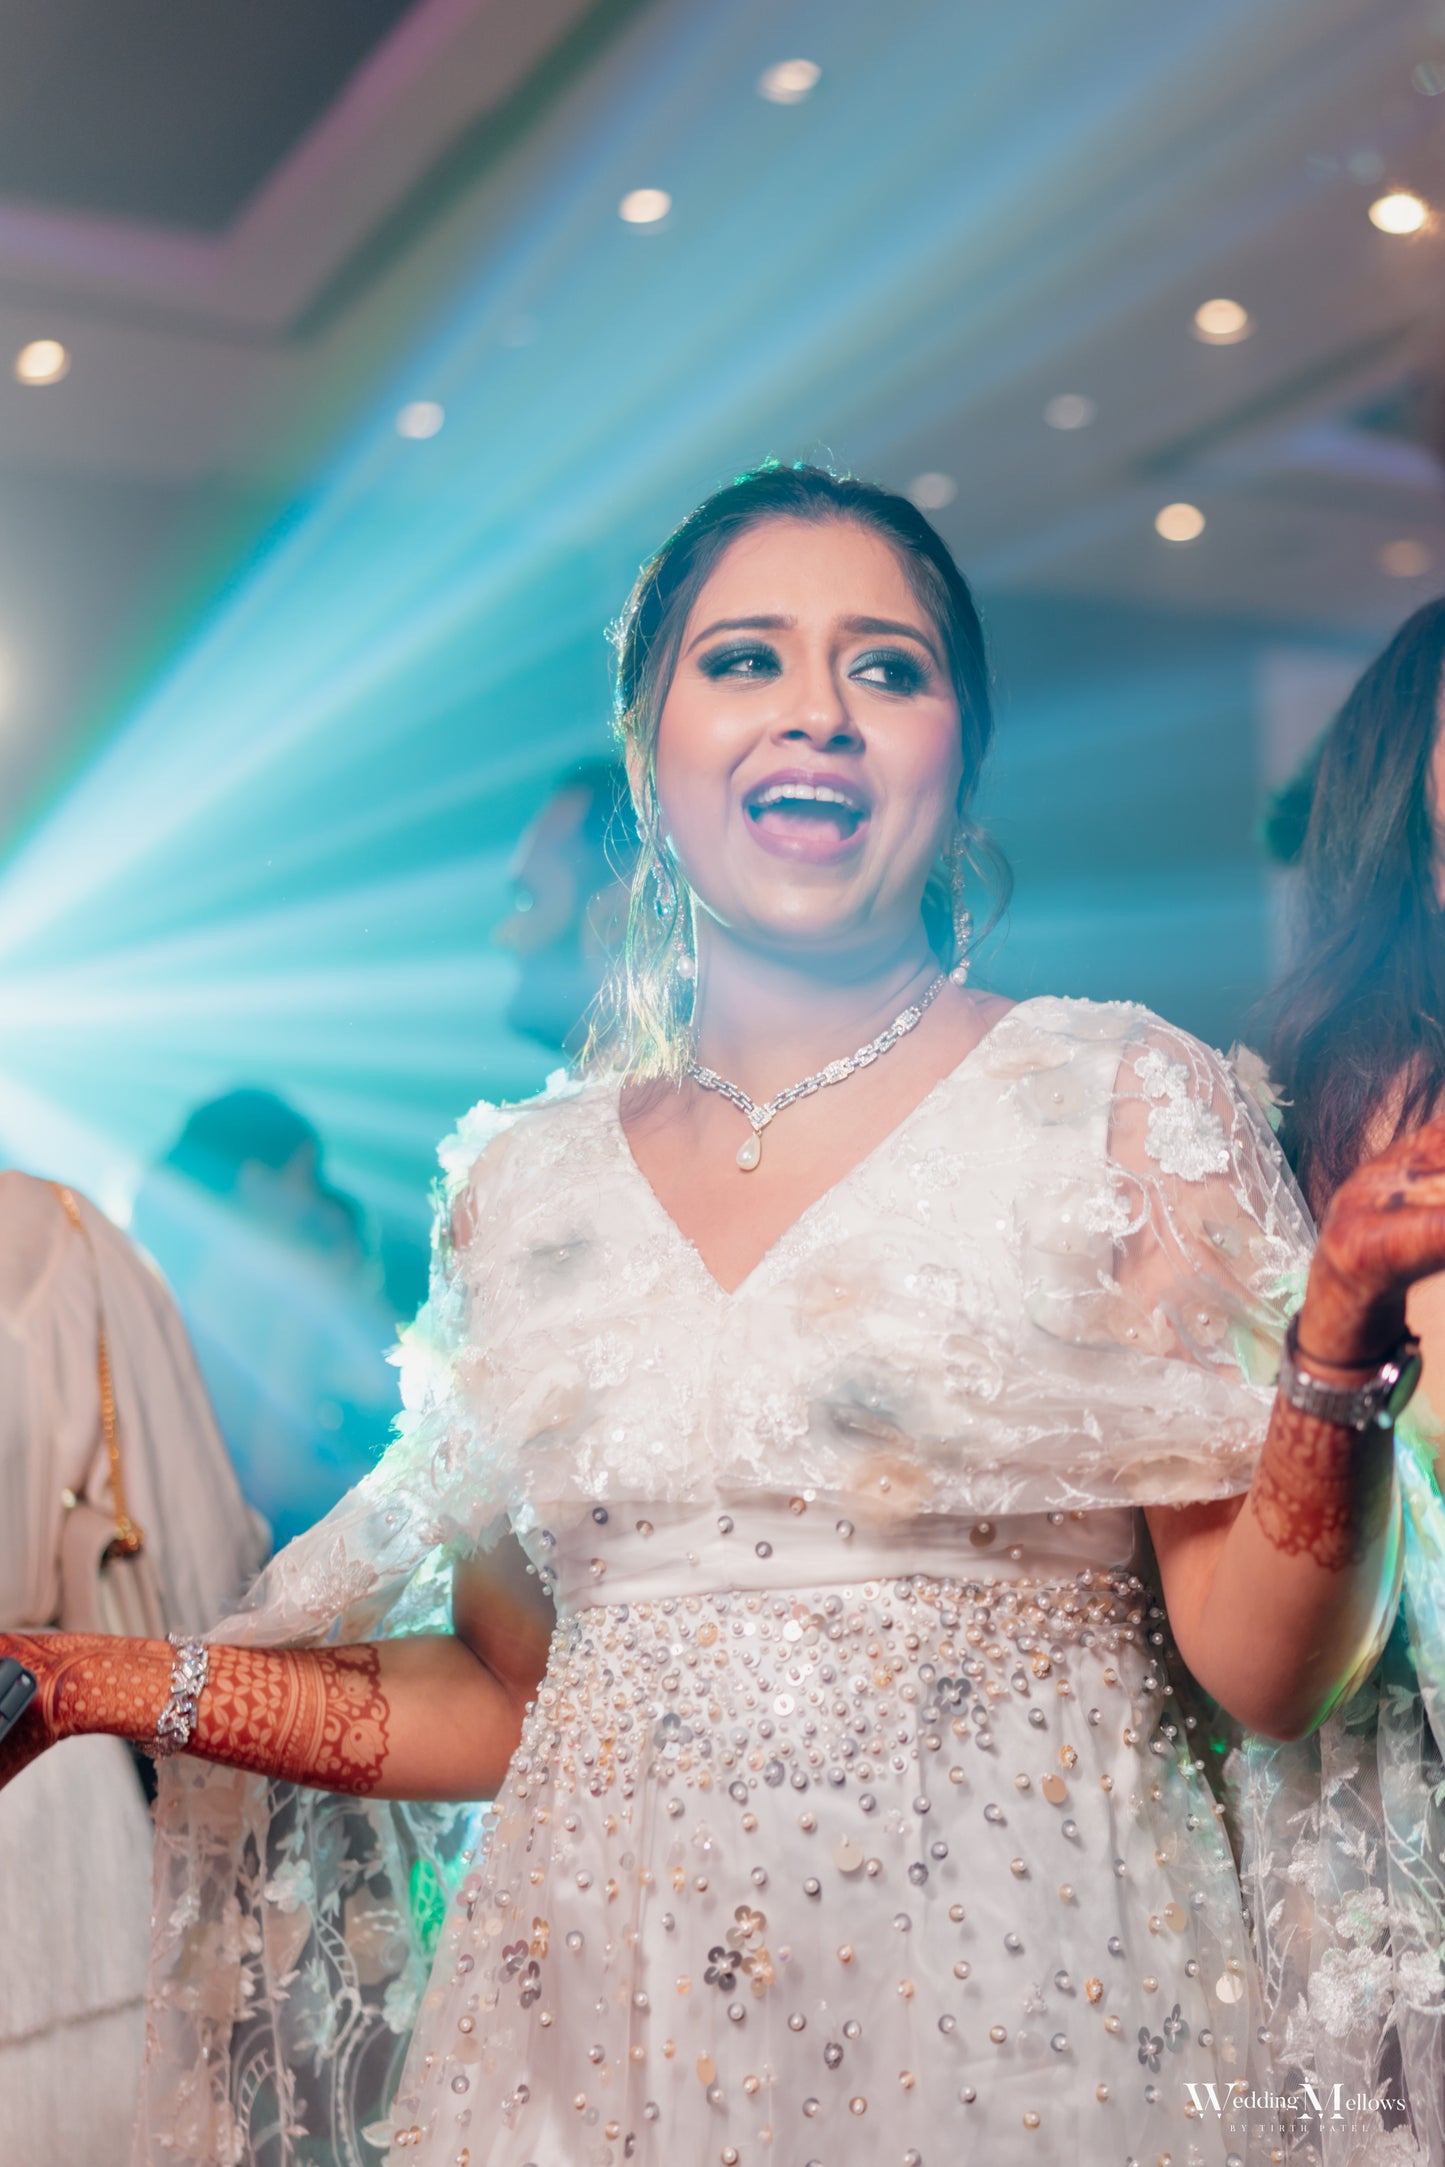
[0,0,634,834]
[2,0,1445,1215]
[0,0,416,231]
[0,1,1438,729]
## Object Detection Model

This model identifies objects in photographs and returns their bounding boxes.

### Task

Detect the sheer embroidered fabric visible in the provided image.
[136,997,1444,2165]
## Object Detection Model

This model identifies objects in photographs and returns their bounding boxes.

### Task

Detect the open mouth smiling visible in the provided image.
[743,771,871,855]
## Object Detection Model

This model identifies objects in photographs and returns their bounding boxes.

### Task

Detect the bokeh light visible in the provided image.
[618,187,671,224]
[395,401,445,440]
[758,59,822,105]
[1369,190,1429,233]
[907,472,957,510]
[1043,393,1096,430]
[1379,538,1432,578]
[1155,502,1206,543]
[14,338,71,386]
[1191,298,1252,344]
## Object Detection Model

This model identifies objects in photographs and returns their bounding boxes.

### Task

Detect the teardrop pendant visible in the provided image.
[736,1132,762,1172]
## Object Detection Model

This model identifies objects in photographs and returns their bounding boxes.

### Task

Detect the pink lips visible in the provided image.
[741,767,871,865]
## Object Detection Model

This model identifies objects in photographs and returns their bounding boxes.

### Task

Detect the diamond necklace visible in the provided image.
[686,971,947,1172]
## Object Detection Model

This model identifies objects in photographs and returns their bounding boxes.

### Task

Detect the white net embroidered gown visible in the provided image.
[141,998,1437,2167]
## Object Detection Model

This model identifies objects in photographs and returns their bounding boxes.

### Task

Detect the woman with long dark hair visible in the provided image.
[1269,596,1445,1220]
[3,466,1444,2166]
[1249,602,1445,2162]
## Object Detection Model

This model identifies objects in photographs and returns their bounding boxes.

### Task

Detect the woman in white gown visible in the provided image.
[0,1172,266,2164]
[1,465,1442,2167]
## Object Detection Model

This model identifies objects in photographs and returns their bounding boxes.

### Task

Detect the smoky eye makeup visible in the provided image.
[692,632,937,692]
[848,645,931,694]
[696,640,782,680]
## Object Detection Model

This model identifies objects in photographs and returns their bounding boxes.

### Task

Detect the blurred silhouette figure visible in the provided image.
[163,1089,365,1261]
[130,1089,401,1549]
[493,757,634,1055]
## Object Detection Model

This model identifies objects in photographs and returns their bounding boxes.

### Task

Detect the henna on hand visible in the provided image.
[1307,1107,1445,1363]
[0,1630,170,1793]
[1249,1107,1445,1572]
[1249,1399,1395,1572]
[196,1644,391,1796]
[0,1631,391,1799]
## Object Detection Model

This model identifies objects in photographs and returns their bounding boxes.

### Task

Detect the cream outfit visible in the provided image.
[0,1172,267,2166]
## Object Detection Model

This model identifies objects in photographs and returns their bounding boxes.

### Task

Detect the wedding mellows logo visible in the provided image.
[1185,2079,1407,2123]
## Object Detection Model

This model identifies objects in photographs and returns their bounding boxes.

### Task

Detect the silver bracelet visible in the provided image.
[147,1633,210,1759]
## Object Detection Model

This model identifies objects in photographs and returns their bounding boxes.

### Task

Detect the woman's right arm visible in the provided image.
[0,1531,555,1805]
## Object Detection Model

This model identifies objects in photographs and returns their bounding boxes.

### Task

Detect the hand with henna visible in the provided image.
[0,1542,552,1803]
[1298,1108,1445,1368]
[0,1630,166,1794]
[1149,1112,1445,1740]
[1244,1110,1445,1576]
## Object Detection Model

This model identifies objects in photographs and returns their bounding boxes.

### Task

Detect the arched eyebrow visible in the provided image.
[685,614,792,654]
[684,612,942,670]
[840,615,942,669]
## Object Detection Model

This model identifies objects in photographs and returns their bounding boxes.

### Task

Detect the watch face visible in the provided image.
[1384,1351,1424,1425]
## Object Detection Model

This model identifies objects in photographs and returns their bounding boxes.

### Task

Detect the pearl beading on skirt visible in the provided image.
[389,1550,1260,2165]
[514,1567,1168,1806]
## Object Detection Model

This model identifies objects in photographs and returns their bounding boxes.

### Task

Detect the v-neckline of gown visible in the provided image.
[609,996,1035,1302]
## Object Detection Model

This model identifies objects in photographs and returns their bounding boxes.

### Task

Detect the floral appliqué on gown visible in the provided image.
[139,997,1444,2167]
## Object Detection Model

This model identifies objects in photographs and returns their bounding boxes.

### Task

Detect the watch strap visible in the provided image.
[1277,1315,1423,1434]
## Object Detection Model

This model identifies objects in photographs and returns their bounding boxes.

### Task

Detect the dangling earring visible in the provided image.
[648,836,696,984]
[673,878,697,984]
[651,856,675,923]
[948,835,972,987]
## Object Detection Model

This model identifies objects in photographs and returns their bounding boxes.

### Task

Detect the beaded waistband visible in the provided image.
[533,1500,1140,1615]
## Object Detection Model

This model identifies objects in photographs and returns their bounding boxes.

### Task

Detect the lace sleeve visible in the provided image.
[1098,1026,1445,2158]
[1004,1004,1313,1505]
[1107,1019,1310,1399]
[138,1096,525,2166]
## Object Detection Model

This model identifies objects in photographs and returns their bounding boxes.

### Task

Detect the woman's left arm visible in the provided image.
[1147,1112,1445,1741]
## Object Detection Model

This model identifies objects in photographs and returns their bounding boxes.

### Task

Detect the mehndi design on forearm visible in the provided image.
[0,1631,392,1797]
[194,1644,392,1794]
[1248,1400,1394,1571]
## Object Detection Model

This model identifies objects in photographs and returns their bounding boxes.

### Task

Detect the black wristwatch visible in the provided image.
[1276,1315,1423,1433]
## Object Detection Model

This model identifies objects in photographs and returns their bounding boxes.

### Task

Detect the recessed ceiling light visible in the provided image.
[1044,393,1096,431]
[619,187,671,225]
[1191,298,1253,345]
[1380,537,1432,577]
[14,338,70,386]
[907,472,958,511]
[758,58,821,104]
[1155,502,1206,543]
[1369,189,1429,233]
[396,400,445,440]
